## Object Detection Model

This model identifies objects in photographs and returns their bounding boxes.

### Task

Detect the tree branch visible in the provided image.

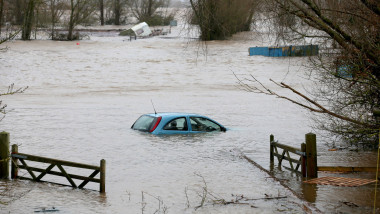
[235,73,375,128]
[360,0,380,16]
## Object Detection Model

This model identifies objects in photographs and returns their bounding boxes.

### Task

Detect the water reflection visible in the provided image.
[301,182,317,203]
[270,162,380,213]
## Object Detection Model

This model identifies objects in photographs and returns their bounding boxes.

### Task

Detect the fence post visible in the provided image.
[301,143,306,177]
[270,134,274,164]
[11,144,18,179]
[100,159,106,193]
[0,132,10,179]
[305,133,317,178]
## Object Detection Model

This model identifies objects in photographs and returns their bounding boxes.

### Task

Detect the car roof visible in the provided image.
[144,112,204,117]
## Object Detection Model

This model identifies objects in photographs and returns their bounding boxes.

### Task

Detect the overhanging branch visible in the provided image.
[235,74,375,128]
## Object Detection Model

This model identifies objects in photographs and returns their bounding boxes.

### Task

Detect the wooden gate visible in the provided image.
[11,144,105,193]
[270,133,317,178]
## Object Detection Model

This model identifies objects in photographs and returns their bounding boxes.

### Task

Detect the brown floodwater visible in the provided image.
[0,25,379,213]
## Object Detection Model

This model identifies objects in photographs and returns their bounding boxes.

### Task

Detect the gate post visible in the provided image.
[0,132,10,179]
[305,133,317,178]
[11,144,18,179]
[100,159,106,193]
[270,134,274,165]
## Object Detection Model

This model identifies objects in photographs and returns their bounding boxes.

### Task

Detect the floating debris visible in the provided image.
[248,45,319,57]
[34,207,59,213]
[119,22,152,37]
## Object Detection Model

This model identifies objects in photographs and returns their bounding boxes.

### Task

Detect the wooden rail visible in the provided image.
[10,144,105,193]
[270,133,317,178]
[317,166,380,172]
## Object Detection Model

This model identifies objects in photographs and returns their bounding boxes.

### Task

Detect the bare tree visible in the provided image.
[238,0,380,147]
[0,84,28,122]
[189,0,259,40]
[99,0,104,25]
[21,0,36,40]
[0,1,21,49]
[129,0,163,20]
[97,0,116,25]
[103,0,117,24]
[128,0,174,25]
[48,0,65,39]
[0,30,20,52]
[0,0,4,36]
[113,0,122,25]
[14,0,26,25]
[0,1,24,27]
[67,0,97,40]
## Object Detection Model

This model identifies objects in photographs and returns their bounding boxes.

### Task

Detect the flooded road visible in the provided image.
[0,25,379,213]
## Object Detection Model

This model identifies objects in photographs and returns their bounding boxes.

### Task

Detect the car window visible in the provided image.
[132,115,155,131]
[163,117,188,131]
[190,117,221,132]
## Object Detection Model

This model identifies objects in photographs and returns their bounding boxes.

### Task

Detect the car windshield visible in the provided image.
[132,115,155,131]
[190,117,222,132]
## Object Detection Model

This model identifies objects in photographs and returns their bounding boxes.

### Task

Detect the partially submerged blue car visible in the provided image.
[131,113,226,135]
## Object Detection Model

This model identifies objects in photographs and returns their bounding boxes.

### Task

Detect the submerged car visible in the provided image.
[131,113,227,135]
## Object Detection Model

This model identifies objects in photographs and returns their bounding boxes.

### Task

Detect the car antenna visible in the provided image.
[151,99,157,114]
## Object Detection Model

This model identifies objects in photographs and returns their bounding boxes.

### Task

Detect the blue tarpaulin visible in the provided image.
[249,45,319,57]
[336,65,353,78]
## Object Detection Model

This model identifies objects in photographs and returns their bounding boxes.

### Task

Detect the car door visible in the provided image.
[160,117,190,134]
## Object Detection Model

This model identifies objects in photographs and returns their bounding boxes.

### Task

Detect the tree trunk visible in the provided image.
[15,0,24,25]
[148,0,153,17]
[67,0,75,40]
[22,0,35,40]
[50,0,56,39]
[0,0,4,36]
[114,0,120,25]
[34,6,38,39]
[242,6,255,31]
[100,0,104,25]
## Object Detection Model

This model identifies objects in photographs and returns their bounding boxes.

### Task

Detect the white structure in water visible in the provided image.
[131,22,152,37]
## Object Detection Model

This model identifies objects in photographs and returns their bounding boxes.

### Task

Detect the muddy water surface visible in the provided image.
[0,28,379,213]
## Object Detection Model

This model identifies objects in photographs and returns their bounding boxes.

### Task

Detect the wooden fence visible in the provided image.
[270,133,317,178]
[9,143,105,193]
[270,132,380,177]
